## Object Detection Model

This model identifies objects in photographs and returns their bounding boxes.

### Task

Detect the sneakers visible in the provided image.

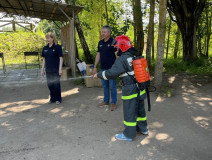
[98,102,109,107]
[48,100,61,105]
[110,104,117,111]
[141,129,149,135]
[115,133,133,141]
[48,100,54,104]
[56,101,61,105]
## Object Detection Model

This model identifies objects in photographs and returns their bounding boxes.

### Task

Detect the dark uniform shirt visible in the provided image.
[97,37,116,70]
[42,43,63,73]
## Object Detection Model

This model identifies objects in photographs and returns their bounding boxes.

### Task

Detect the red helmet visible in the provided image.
[113,35,133,52]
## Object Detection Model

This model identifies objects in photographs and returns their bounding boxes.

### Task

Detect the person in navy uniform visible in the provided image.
[41,32,63,105]
[93,25,118,111]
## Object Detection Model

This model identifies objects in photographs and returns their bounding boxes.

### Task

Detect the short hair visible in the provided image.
[102,25,111,32]
[45,32,58,44]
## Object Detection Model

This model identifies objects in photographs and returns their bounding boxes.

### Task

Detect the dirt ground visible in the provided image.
[0,74,212,160]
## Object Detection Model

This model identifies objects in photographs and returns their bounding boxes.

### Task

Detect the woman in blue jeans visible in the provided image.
[41,32,63,105]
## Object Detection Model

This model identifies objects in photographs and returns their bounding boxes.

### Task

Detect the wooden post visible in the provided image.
[30,23,33,31]
[70,11,76,77]
[59,6,76,77]
[12,21,16,31]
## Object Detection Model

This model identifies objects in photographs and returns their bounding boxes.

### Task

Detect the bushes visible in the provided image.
[162,58,212,75]
[0,31,46,66]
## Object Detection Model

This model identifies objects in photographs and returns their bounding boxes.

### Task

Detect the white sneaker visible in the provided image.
[141,129,149,135]
[48,100,54,104]
[56,101,61,105]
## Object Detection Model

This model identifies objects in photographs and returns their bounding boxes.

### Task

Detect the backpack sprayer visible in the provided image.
[132,56,152,111]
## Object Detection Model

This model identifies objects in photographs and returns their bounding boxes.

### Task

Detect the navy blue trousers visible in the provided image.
[46,72,62,102]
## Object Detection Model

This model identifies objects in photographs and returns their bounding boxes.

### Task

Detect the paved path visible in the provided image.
[0,69,42,86]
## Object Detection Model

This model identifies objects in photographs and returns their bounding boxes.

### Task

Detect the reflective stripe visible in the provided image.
[127,57,133,66]
[122,90,146,100]
[124,121,136,126]
[102,71,108,80]
[119,71,135,77]
[136,117,147,121]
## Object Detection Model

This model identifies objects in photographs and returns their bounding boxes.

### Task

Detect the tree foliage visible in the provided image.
[0,31,46,65]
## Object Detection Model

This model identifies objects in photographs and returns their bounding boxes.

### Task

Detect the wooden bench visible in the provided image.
[0,52,6,73]
[24,52,40,69]
[61,67,71,80]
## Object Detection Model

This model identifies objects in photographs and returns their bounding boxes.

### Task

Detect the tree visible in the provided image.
[65,0,93,63]
[146,0,155,66]
[38,20,62,40]
[154,0,167,89]
[166,17,172,59]
[205,5,212,58]
[167,0,207,62]
[132,0,144,56]
[174,27,180,59]
[74,16,93,63]
[152,27,155,60]
[104,0,109,25]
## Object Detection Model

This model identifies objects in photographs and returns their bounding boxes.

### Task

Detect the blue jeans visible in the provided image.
[101,78,117,104]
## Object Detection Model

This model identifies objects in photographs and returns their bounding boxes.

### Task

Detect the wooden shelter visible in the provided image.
[0,20,35,32]
[0,0,84,77]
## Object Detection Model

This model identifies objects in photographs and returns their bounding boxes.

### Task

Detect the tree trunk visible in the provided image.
[174,28,180,59]
[197,22,204,57]
[75,38,79,60]
[74,15,93,64]
[154,0,167,89]
[66,0,93,64]
[197,36,203,57]
[99,2,103,39]
[206,7,211,58]
[166,17,172,59]
[132,0,144,56]
[146,0,155,66]
[104,0,109,25]
[180,21,198,61]
[152,27,155,60]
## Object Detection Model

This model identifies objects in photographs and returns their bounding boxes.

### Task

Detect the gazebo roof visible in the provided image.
[0,0,83,21]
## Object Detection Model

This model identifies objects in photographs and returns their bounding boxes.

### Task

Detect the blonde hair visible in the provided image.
[45,32,58,44]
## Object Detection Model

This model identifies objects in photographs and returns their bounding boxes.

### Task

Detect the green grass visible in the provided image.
[150,57,212,76]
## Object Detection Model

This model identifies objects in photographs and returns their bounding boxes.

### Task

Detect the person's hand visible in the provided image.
[93,67,97,74]
[115,48,119,58]
[115,51,118,57]
[41,69,45,76]
[59,69,62,76]
[93,73,97,78]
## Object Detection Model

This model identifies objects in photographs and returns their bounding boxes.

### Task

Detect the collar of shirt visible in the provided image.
[46,43,56,49]
[102,37,112,44]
